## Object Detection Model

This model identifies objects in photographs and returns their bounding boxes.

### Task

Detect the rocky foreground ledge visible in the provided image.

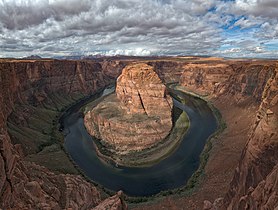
[84,63,173,156]
[1,58,276,209]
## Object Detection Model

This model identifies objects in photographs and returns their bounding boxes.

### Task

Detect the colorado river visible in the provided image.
[63,87,217,196]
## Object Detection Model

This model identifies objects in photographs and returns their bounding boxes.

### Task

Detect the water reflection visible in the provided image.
[63,89,217,196]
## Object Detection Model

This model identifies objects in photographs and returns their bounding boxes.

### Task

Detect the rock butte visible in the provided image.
[84,63,173,153]
[0,58,277,209]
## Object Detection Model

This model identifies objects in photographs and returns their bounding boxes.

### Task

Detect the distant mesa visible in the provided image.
[84,63,173,156]
[23,55,42,60]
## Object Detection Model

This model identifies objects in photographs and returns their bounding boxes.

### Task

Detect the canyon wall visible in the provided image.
[178,61,277,209]
[0,59,127,209]
[0,60,125,126]
[0,58,277,209]
[180,61,274,101]
[225,64,278,209]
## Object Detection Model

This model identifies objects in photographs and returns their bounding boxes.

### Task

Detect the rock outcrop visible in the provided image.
[84,63,173,153]
[1,57,277,209]
[116,63,172,117]
[224,64,278,209]
[93,191,128,210]
[1,152,102,209]
[180,62,274,101]
[179,61,278,209]
[179,61,278,210]
[0,59,126,209]
[180,63,232,96]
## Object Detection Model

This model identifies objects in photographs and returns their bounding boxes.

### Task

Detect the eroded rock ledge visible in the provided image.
[0,59,127,209]
[84,63,173,154]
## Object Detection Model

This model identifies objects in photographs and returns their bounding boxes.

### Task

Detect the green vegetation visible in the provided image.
[88,102,190,168]
[7,91,85,174]
[6,87,116,201]
[7,82,226,204]
[125,85,227,205]
[94,85,226,204]
[77,84,225,204]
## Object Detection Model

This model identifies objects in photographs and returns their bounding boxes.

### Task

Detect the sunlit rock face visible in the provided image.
[224,65,278,210]
[84,63,173,153]
[116,63,173,117]
[0,59,126,209]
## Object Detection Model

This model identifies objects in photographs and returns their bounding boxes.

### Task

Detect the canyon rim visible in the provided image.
[1,0,278,209]
[0,57,277,209]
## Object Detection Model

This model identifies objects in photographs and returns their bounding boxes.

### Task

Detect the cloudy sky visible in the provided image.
[0,0,277,58]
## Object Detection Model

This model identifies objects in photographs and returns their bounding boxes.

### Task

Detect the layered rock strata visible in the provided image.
[133,60,277,210]
[180,62,274,101]
[93,191,128,210]
[224,64,278,209]
[179,61,278,209]
[1,58,277,209]
[84,63,173,153]
[0,59,126,209]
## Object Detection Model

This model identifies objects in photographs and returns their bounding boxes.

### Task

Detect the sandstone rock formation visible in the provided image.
[180,62,274,101]
[1,153,101,209]
[131,60,277,210]
[224,64,278,209]
[180,63,232,96]
[1,57,277,209]
[84,63,173,153]
[178,61,278,209]
[177,61,278,210]
[0,59,126,209]
[93,191,128,210]
[116,63,172,117]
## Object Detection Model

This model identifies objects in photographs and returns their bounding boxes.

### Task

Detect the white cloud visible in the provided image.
[0,0,277,58]
[234,0,278,18]
[233,17,260,29]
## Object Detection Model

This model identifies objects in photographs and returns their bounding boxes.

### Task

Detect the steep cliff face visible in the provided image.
[0,60,123,114]
[1,58,277,209]
[0,59,126,209]
[84,63,173,154]
[179,61,278,210]
[116,63,173,117]
[150,61,186,83]
[225,64,278,209]
[1,145,102,209]
[180,62,274,101]
[180,63,232,96]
